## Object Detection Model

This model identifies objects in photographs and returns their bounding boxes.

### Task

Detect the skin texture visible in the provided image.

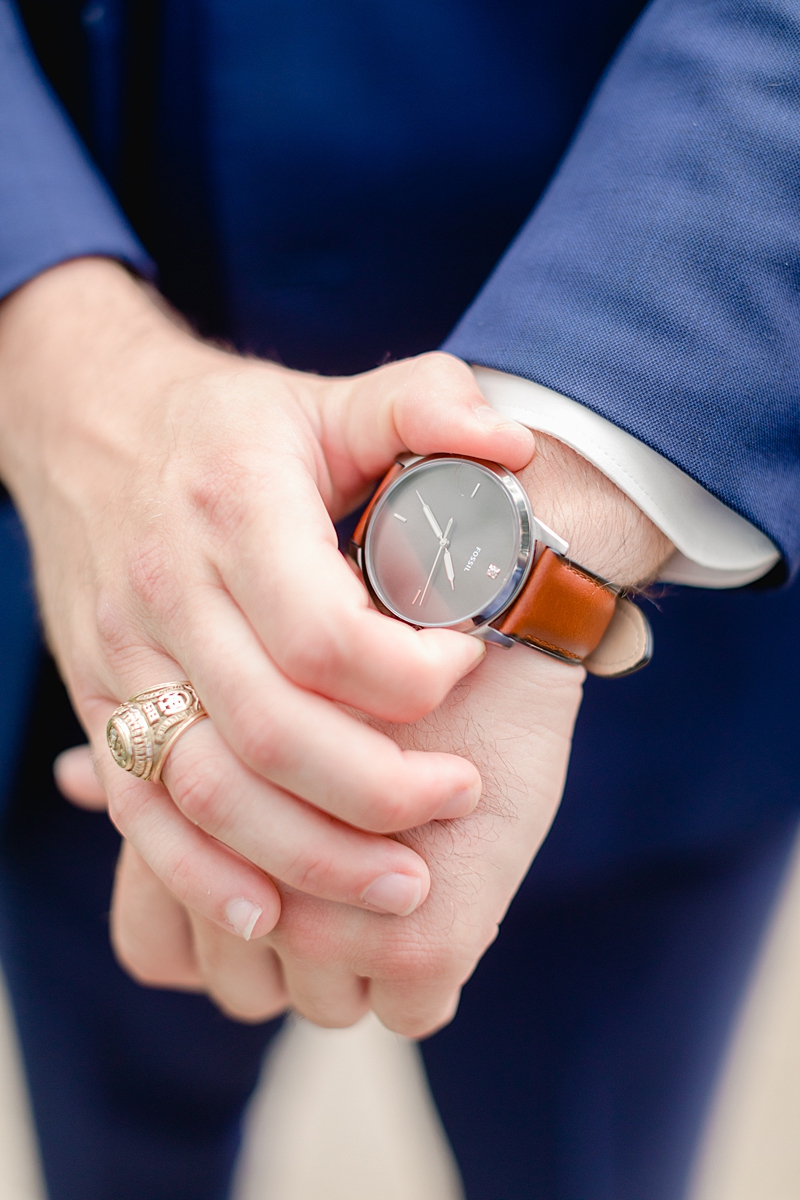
[0,257,539,932]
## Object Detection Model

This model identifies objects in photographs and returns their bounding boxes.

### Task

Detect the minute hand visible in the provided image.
[419,518,453,606]
[416,491,444,540]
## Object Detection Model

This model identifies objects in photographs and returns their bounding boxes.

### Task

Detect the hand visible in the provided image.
[100,436,673,1029]
[0,257,535,938]
[96,643,578,1025]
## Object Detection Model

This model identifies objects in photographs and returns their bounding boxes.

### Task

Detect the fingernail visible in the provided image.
[474,405,528,433]
[434,785,480,820]
[226,898,263,941]
[361,873,422,916]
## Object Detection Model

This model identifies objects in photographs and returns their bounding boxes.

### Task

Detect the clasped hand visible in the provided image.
[1,259,670,1034]
[0,257,545,1032]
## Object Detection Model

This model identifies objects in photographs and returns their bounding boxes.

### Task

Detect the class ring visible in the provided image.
[106,682,208,784]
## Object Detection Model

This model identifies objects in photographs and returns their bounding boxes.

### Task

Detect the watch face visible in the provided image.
[363,457,532,628]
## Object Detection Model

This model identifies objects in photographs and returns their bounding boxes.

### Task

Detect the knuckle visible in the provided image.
[93,588,142,671]
[378,649,448,721]
[391,997,459,1039]
[293,997,369,1030]
[105,783,141,835]
[235,712,289,777]
[111,927,175,989]
[124,535,179,617]
[412,350,466,387]
[211,989,285,1025]
[277,624,344,690]
[171,755,230,835]
[290,851,337,896]
[389,680,443,724]
[189,460,250,542]
[112,937,152,984]
[161,849,195,904]
[375,941,453,986]
[361,787,411,833]
[271,903,343,967]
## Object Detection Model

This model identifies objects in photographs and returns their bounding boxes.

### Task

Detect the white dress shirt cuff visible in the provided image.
[473,367,780,589]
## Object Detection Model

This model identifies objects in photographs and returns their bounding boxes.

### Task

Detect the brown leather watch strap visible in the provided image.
[495,547,618,662]
[350,463,404,553]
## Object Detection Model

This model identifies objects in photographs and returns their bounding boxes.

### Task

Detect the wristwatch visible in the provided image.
[348,453,653,678]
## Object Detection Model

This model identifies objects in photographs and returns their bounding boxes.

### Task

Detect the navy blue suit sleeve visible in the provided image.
[444,0,800,576]
[0,0,151,300]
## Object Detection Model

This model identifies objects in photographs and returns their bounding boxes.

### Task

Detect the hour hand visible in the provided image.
[443,548,455,590]
[416,490,444,540]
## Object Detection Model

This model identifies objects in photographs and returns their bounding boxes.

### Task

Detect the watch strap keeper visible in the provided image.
[583,596,653,677]
[494,547,653,676]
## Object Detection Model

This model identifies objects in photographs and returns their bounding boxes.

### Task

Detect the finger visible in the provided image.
[273,937,368,1029]
[340,351,536,479]
[53,744,107,810]
[110,840,203,991]
[86,638,450,914]
[161,722,433,915]
[271,888,459,1033]
[168,587,482,832]
[368,975,463,1039]
[80,648,282,937]
[267,891,370,1028]
[95,751,282,940]
[97,689,436,914]
[106,556,483,831]
[188,910,289,1024]
[210,353,531,724]
[217,459,487,723]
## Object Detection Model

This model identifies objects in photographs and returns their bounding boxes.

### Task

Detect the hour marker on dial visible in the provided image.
[393,513,407,522]
[486,563,501,579]
[470,482,481,498]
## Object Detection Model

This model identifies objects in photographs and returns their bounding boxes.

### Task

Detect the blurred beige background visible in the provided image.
[2,828,800,1200]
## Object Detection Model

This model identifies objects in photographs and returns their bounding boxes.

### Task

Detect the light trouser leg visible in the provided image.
[0,657,281,1200]
[421,821,799,1200]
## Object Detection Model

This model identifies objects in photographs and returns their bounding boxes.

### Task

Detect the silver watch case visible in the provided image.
[348,453,570,648]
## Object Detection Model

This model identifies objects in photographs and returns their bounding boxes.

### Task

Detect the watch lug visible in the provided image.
[394,452,425,468]
[474,625,516,649]
[531,517,569,558]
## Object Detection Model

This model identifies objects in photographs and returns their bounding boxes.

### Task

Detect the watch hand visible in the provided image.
[444,547,455,590]
[418,517,453,606]
[416,490,444,540]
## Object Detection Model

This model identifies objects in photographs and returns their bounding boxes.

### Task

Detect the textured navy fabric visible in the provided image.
[196,0,646,368]
[0,1,150,297]
[445,0,800,572]
[0,508,40,803]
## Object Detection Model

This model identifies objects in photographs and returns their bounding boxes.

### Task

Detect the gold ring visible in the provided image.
[106,681,207,783]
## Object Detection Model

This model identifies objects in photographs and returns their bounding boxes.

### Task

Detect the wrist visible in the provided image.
[515,432,673,589]
[0,258,195,504]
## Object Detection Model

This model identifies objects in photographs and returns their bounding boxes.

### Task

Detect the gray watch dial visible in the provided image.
[363,457,531,628]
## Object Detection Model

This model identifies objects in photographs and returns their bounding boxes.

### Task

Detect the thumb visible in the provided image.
[54,745,109,810]
[341,352,535,481]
